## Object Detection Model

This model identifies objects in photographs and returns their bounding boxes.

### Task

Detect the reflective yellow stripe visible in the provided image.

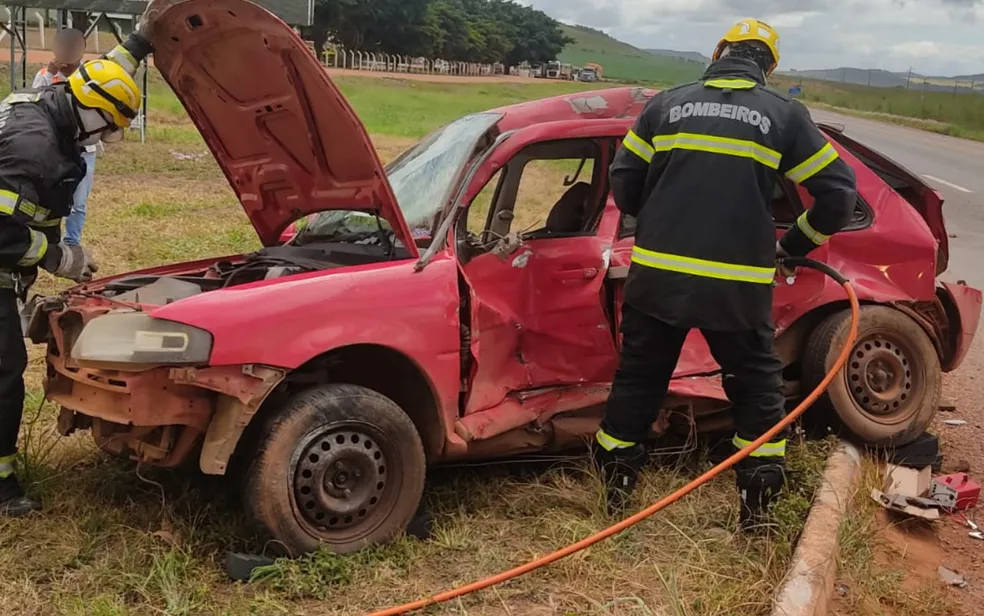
[795,211,830,246]
[0,189,49,222]
[651,132,782,170]
[786,142,839,184]
[595,429,637,451]
[622,129,654,163]
[107,44,138,75]
[0,453,15,478]
[631,245,776,284]
[2,92,41,105]
[704,78,757,90]
[17,229,48,267]
[733,435,787,457]
[28,219,61,228]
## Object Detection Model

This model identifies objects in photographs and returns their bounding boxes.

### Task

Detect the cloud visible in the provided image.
[526,0,984,75]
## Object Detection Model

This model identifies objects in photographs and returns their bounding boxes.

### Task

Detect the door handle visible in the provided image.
[555,268,599,283]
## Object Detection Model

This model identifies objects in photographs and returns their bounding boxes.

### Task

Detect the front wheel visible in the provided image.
[245,384,426,556]
[802,305,941,447]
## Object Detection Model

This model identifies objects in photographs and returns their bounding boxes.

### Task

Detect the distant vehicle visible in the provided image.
[585,62,603,80]
[560,63,574,80]
[580,67,599,82]
[545,60,561,79]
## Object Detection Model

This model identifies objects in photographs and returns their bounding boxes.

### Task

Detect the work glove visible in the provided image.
[136,0,187,41]
[42,243,99,283]
[775,240,795,279]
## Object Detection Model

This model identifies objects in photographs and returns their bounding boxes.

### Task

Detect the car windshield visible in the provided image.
[294,112,501,248]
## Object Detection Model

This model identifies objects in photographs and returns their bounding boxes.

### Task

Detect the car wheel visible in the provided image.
[802,305,941,447]
[245,383,426,556]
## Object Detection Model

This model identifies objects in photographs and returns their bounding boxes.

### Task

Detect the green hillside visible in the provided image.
[558,25,705,86]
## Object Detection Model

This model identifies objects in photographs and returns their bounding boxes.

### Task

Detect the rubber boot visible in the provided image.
[591,440,647,517]
[0,474,41,518]
[735,459,785,531]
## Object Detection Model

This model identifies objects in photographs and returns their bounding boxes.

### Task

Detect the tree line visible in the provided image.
[304,0,574,67]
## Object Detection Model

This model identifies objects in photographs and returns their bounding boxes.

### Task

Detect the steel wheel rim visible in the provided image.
[289,422,401,543]
[846,333,920,425]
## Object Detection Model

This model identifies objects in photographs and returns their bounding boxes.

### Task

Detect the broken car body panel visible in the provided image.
[40,2,982,472]
[149,0,416,250]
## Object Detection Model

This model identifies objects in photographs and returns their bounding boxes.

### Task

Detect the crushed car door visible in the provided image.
[456,122,628,420]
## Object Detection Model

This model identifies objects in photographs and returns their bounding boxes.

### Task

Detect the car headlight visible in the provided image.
[71,312,213,371]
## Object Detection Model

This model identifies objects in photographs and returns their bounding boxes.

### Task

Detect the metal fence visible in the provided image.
[321,45,535,78]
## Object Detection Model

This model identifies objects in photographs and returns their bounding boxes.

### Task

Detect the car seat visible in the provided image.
[544,181,592,234]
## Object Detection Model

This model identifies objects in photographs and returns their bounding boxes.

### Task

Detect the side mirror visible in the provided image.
[491,232,523,260]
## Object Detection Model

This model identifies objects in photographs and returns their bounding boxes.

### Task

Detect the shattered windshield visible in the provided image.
[294,112,501,248]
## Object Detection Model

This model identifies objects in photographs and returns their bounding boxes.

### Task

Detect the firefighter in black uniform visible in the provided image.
[0,27,156,516]
[592,19,858,527]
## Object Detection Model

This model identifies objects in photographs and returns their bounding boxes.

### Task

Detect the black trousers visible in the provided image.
[0,289,26,458]
[601,303,787,452]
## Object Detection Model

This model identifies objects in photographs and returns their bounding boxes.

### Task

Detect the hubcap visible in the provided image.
[293,429,388,531]
[847,335,913,416]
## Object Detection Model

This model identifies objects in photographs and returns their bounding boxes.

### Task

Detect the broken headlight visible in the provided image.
[71,312,213,371]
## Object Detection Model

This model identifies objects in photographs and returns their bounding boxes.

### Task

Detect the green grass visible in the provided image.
[772,75,984,141]
[559,24,705,86]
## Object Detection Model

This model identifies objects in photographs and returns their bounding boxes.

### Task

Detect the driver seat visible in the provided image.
[544,182,592,234]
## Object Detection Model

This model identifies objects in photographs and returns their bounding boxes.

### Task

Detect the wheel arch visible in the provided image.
[229,344,446,474]
[776,299,946,371]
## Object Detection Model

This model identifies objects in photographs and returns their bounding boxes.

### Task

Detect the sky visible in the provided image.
[521,0,984,77]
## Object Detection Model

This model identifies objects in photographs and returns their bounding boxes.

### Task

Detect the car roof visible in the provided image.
[490,86,659,133]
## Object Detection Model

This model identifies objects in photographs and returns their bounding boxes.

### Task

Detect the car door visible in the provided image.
[455,121,629,418]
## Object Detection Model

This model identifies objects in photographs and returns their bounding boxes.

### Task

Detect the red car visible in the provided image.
[32,0,981,555]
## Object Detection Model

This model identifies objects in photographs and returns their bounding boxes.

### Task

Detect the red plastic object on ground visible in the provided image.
[934,473,981,511]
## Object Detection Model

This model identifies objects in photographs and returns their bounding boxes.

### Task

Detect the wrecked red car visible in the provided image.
[32,0,981,555]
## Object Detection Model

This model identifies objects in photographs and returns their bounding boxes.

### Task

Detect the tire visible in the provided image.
[244,384,426,556]
[802,305,941,447]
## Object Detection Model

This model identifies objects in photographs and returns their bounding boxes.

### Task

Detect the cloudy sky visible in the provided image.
[522,0,984,77]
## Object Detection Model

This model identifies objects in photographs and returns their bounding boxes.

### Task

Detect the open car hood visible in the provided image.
[149,0,416,252]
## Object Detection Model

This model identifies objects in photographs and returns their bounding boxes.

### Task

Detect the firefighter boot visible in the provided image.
[591,438,647,517]
[735,459,786,531]
[0,474,41,518]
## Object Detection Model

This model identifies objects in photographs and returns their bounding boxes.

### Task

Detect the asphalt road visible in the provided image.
[808,107,984,288]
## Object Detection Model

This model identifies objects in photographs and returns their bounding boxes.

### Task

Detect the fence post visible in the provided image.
[34,11,44,49]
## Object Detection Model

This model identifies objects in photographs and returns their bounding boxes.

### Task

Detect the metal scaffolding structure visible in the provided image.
[2,1,314,142]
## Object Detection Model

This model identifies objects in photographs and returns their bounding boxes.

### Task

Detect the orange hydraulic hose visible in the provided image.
[368,268,860,616]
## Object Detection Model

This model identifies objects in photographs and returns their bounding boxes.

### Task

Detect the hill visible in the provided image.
[781,67,983,93]
[558,24,704,85]
[645,49,711,65]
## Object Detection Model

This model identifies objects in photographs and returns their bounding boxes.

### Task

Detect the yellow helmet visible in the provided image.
[712,19,781,75]
[68,59,141,129]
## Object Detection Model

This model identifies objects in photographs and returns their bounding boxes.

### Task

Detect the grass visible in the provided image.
[558,24,705,86]
[771,75,984,142]
[0,64,837,614]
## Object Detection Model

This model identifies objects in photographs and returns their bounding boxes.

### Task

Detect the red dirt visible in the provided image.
[931,333,984,615]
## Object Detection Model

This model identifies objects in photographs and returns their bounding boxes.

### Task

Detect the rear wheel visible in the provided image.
[245,384,426,556]
[802,306,941,447]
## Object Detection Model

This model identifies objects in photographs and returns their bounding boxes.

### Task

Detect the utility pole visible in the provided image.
[906,67,912,89]
[868,68,872,86]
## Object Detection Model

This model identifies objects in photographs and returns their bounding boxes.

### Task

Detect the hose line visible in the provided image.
[368,258,860,616]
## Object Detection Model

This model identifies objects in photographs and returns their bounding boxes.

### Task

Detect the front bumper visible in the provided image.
[41,300,285,472]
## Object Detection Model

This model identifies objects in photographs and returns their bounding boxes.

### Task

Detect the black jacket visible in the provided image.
[0,32,153,286]
[0,87,83,278]
[611,58,858,331]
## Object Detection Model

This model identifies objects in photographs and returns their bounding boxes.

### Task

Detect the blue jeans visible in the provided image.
[64,150,96,246]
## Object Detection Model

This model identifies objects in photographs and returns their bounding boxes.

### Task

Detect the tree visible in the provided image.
[303,0,573,66]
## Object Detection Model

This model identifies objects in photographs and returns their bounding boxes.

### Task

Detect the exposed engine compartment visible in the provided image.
[96,241,414,304]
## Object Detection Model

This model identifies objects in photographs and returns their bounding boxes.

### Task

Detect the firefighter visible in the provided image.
[593,19,858,528]
[0,28,155,517]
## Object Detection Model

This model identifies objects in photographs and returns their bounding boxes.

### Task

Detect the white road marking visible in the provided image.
[923,174,974,194]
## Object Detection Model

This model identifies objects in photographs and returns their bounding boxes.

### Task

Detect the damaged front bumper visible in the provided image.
[36,296,285,474]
